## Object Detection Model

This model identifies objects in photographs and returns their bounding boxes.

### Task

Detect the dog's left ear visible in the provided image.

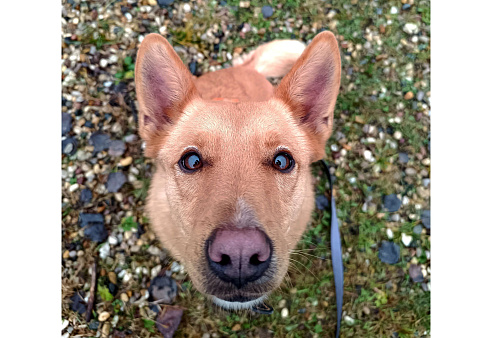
[275,31,341,161]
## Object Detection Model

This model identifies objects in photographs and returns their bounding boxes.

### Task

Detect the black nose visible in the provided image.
[206,228,272,289]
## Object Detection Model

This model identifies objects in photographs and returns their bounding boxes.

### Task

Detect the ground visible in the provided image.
[61,0,430,337]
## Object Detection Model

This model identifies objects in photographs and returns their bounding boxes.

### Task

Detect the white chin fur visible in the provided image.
[212,295,267,310]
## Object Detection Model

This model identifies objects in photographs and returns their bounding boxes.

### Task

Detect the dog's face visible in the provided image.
[135,33,340,309]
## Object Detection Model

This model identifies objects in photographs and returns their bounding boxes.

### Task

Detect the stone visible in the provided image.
[85,223,108,243]
[88,320,99,330]
[344,315,355,326]
[261,5,274,18]
[119,156,133,166]
[89,132,111,153]
[62,113,72,135]
[398,153,408,163]
[393,131,402,140]
[281,308,289,318]
[403,23,419,35]
[409,264,424,283]
[378,241,400,264]
[101,323,111,338]
[390,214,400,222]
[106,172,127,193]
[157,0,174,7]
[386,228,394,239]
[108,235,118,245]
[413,225,423,235]
[79,189,92,204]
[62,137,78,156]
[120,293,129,302]
[421,210,430,229]
[108,271,117,284]
[404,91,414,100]
[183,3,191,12]
[70,292,86,314]
[79,213,104,228]
[401,233,412,247]
[405,167,417,176]
[232,324,241,331]
[315,195,329,210]
[108,140,126,157]
[383,194,401,212]
[148,275,177,303]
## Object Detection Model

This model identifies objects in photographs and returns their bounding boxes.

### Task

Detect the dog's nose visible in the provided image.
[206,228,272,289]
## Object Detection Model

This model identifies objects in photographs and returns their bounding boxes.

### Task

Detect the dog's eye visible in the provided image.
[179,152,203,172]
[272,152,295,173]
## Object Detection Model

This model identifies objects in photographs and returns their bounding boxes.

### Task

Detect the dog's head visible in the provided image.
[135,32,341,309]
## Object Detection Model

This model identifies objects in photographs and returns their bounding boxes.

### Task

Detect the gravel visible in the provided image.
[108,140,126,157]
[148,275,178,303]
[62,113,72,135]
[421,210,431,229]
[378,241,400,264]
[409,264,424,283]
[106,172,127,193]
[79,189,92,204]
[315,195,329,211]
[262,5,274,18]
[383,194,402,212]
[89,132,111,153]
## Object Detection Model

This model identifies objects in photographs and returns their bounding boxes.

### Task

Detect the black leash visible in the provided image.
[252,160,344,337]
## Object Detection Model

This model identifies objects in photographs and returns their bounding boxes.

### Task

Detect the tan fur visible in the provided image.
[135,32,341,302]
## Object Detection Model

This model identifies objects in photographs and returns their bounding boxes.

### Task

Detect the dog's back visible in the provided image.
[194,40,306,102]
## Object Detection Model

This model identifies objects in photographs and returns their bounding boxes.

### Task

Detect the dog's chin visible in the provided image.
[211,294,268,310]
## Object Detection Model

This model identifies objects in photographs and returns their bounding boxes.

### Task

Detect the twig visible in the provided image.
[85,262,97,322]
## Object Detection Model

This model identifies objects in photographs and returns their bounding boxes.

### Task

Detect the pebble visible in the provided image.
[390,6,398,14]
[417,91,425,101]
[413,225,423,235]
[378,241,400,264]
[390,214,400,222]
[393,131,402,140]
[62,137,78,155]
[106,172,127,193]
[120,293,129,302]
[108,140,126,157]
[401,233,412,247]
[99,59,108,68]
[409,264,424,283]
[344,315,355,326]
[70,292,87,314]
[386,228,394,239]
[108,271,117,284]
[119,156,133,166]
[149,275,178,303]
[85,223,108,243]
[80,189,92,204]
[363,150,374,161]
[62,113,72,135]
[102,322,110,337]
[158,0,174,7]
[278,299,286,308]
[363,306,370,315]
[99,242,110,259]
[421,210,430,229]
[383,194,401,212]
[69,183,79,192]
[315,195,329,211]
[422,178,430,187]
[262,5,274,18]
[405,167,417,176]
[90,132,111,153]
[108,235,118,245]
[403,23,419,35]
[398,152,409,163]
[281,308,289,318]
[404,91,414,100]
[183,3,191,12]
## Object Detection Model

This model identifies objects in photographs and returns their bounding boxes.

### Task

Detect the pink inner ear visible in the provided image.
[298,67,335,125]
[141,52,175,127]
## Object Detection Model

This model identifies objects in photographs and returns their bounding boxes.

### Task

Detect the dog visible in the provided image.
[134,31,341,310]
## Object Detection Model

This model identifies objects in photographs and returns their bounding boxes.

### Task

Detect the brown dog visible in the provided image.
[135,31,341,310]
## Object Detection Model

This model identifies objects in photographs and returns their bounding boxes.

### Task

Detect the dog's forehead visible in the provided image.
[179,100,298,145]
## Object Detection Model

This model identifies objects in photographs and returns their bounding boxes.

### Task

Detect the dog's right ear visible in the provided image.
[135,33,198,157]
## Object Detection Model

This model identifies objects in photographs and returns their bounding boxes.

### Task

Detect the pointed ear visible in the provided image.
[274,31,341,161]
[135,33,198,157]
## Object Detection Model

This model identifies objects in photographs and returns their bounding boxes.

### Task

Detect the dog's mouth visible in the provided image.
[211,294,268,310]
